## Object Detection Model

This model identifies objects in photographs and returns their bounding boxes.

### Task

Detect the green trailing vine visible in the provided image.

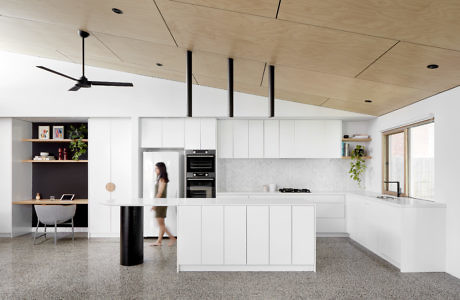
[68,125,88,161]
[349,145,367,187]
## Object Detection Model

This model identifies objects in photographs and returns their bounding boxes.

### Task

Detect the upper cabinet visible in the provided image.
[141,118,216,150]
[217,119,342,159]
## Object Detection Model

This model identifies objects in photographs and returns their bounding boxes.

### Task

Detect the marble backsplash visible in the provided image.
[217,158,364,192]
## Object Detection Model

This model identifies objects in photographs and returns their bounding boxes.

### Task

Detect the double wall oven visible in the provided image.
[185,150,216,198]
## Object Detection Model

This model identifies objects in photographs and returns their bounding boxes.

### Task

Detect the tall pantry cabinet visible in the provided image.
[88,118,132,237]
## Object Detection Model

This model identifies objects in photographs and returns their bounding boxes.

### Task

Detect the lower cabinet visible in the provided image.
[177,205,316,271]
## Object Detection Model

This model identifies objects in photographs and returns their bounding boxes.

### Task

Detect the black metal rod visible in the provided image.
[269,65,275,118]
[228,58,234,117]
[82,37,85,77]
[120,206,144,266]
[187,50,192,117]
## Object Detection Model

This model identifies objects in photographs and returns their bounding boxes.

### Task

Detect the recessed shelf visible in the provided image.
[22,160,88,163]
[13,199,88,205]
[342,138,372,142]
[341,156,372,159]
[22,139,88,143]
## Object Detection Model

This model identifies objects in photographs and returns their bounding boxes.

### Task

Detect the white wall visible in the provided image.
[365,87,460,278]
[0,51,372,120]
[0,118,13,236]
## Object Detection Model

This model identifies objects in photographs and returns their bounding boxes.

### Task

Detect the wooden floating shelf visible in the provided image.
[22,160,88,163]
[342,156,372,159]
[13,199,88,205]
[22,139,88,143]
[342,138,372,142]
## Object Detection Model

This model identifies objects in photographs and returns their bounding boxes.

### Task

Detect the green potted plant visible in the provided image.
[68,125,87,161]
[349,145,367,187]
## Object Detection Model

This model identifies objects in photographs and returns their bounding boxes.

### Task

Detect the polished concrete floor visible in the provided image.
[0,234,459,299]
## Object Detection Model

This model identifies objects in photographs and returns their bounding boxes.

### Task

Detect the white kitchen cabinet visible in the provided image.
[200,118,217,149]
[184,118,201,149]
[202,206,224,265]
[270,206,292,264]
[178,206,202,265]
[247,206,270,265]
[162,119,185,148]
[294,120,309,158]
[89,118,132,237]
[294,120,341,158]
[248,120,264,158]
[224,206,246,265]
[141,118,162,148]
[233,120,249,158]
[292,206,315,265]
[218,120,233,158]
[264,120,279,158]
[279,120,296,158]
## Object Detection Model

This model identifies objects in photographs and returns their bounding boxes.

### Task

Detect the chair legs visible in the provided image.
[33,220,39,245]
[44,224,46,238]
[72,218,75,242]
[54,221,57,246]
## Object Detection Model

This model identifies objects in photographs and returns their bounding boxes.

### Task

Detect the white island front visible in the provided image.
[105,197,316,272]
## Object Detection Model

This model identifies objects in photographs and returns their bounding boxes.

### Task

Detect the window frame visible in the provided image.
[382,118,434,198]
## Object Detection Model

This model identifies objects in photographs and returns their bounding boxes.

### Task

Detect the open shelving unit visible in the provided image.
[22,138,88,143]
[22,160,88,163]
[342,138,372,142]
[341,156,372,159]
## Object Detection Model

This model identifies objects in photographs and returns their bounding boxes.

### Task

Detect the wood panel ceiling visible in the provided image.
[1,0,460,116]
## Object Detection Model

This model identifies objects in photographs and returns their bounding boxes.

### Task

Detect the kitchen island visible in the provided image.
[104,197,316,272]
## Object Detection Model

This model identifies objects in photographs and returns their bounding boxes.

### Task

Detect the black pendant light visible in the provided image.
[187,50,192,117]
[269,65,275,117]
[228,58,234,117]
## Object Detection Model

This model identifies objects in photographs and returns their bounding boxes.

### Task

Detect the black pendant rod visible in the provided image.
[269,65,275,118]
[186,50,192,117]
[228,58,234,117]
[82,35,85,77]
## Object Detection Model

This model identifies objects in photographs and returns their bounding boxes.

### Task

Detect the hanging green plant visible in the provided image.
[68,125,88,161]
[349,145,367,187]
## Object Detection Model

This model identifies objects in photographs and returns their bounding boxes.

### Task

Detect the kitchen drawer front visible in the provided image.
[310,195,345,204]
[315,203,345,218]
[316,218,346,233]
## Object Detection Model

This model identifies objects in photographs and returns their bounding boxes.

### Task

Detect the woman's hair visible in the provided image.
[155,162,170,183]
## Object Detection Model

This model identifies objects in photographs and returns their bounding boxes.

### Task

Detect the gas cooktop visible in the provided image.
[278,188,311,193]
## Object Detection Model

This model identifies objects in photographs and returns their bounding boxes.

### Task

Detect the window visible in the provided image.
[383,119,434,200]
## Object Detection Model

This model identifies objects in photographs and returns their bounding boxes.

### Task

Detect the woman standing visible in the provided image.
[151,162,176,246]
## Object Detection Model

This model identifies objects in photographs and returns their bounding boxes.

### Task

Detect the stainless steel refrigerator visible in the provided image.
[143,151,183,237]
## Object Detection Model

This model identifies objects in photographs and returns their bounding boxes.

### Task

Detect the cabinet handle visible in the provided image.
[106,182,116,192]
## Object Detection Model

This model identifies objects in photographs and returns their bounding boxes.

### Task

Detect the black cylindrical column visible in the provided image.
[269,65,275,118]
[228,57,234,117]
[120,206,144,266]
[187,50,192,117]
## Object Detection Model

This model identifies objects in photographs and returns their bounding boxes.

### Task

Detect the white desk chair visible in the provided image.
[34,205,76,245]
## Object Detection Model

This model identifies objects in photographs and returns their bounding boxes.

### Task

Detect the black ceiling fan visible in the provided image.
[36,30,133,91]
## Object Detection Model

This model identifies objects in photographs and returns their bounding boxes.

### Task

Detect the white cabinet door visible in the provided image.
[200,118,217,149]
[248,120,264,158]
[233,120,249,158]
[292,206,315,265]
[185,118,201,150]
[141,118,162,148]
[247,206,269,264]
[162,119,184,148]
[202,206,224,265]
[264,120,279,158]
[321,120,342,158]
[224,206,246,265]
[270,206,292,264]
[178,206,202,265]
[88,119,111,235]
[218,120,233,158]
[294,120,309,158]
[280,120,295,158]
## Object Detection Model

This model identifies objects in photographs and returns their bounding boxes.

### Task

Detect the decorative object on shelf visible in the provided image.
[349,145,367,187]
[53,125,64,140]
[58,148,62,160]
[343,135,350,139]
[64,148,68,160]
[50,196,55,200]
[342,142,350,157]
[35,193,41,200]
[33,152,56,160]
[68,125,88,161]
[38,126,50,140]
[106,182,116,192]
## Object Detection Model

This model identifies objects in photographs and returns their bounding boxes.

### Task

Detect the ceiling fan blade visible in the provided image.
[90,81,133,87]
[69,85,81,91]
[36,66,78,81]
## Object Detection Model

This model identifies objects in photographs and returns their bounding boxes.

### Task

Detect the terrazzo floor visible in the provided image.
[0,234,459,299]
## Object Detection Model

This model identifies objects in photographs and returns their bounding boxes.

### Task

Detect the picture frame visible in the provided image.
[53,125,64,140]
[38,126,50,140]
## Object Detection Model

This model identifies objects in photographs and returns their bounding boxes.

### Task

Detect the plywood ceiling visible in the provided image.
[1,0,460,116]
